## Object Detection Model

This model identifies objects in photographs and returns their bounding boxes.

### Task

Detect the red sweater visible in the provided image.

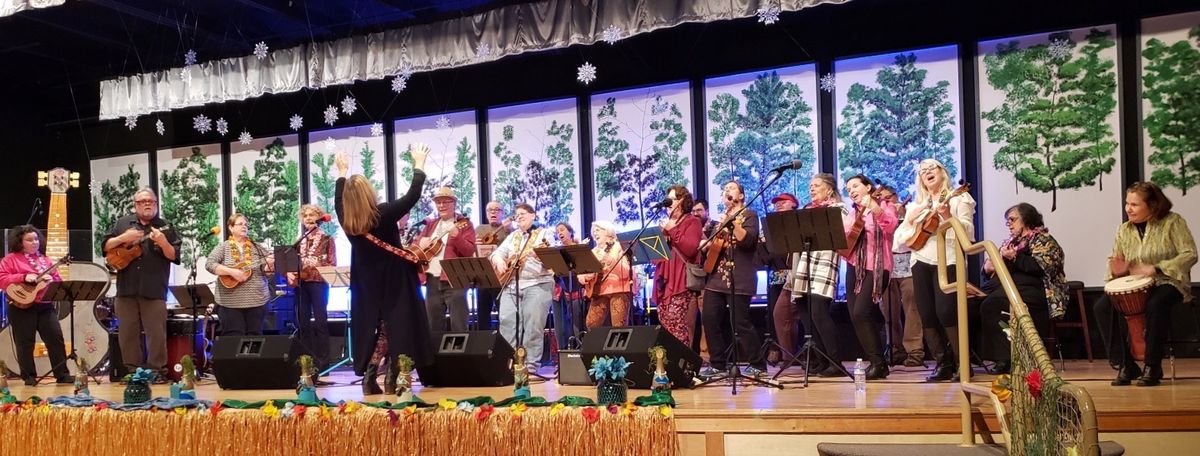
[416,214,477,281]
[653,215,702,304]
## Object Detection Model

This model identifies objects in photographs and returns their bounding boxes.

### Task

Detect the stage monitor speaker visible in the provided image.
[557,349,592,385]
[416,331,514,387]
[581,326,701,389]
[211,335,302,389]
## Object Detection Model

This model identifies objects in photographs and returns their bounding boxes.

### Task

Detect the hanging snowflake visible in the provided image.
[124,116,138,131]
[391,76,408,94]
[193,114,212,134]
[757,3,781,25]
[184,49,198,66]
[289,114,303,131]
[155,119,166,136]
[238,131,253,145]
[435,115,451,129]
[179,66,192,86]
[323,105,339,126]
[323,136,337,152]
[602,25,621,45]
[577,62,597,85]
[819,73,836,93]
[475,42,494,61]
[215,118,229,136]
[399,62,414,79]
[1047,39,1073,60]
[370,123,384,137]
[340,95,357,116]
[254,41,269,60]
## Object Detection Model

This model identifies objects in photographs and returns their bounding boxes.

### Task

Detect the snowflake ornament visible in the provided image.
[757,3,781,25]
[340,96,357,116]
[1047,39,1072,60]
[289,114,303,131]
[819,73,836,93]
[475,42,494,61]
[391,76,409,94]
[577,62,597,85]
[184,49,198,66]
[323,105,339,126]
[193,114,212,134]
[179,66,192,85]
[124,116,138,131]
[399,62,414,79]
[323,136,337,152]
[435,115,451,129]
[238,131,253,145]
[370,123,384,137]
[155,119,165,136]
[254,42,269,60]
[601,25,621,45]
[215,118,229,136]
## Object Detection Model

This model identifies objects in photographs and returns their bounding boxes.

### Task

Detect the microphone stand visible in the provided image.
[186,234,209,378]
[24,198,42,226]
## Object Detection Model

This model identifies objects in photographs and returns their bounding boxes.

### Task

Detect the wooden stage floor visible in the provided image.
[7,358,1200,436]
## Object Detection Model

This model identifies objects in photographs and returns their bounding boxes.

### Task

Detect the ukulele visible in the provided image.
[478,216,515,245]
[416,218,471,263]
[5,256,71,308]
[218,241,271,288]
[904,183,971,250]
[702,211,745,273]
[105,224,173,271]
[496,229,550,288]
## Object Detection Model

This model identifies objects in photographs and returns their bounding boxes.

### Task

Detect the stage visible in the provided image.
[2,358,1198,455]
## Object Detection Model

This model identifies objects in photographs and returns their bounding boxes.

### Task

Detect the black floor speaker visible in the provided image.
[581,326,701,389]
[416,331,514,387]
[211,335,302,389]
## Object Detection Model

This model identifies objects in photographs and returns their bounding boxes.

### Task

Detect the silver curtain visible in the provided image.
[0,0,65,18]
[99,0,847,120]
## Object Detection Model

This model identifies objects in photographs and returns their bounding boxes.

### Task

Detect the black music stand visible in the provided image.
[765,206,852,386]
[616,227,670,325]
[170,284,217,378]
[39,280,108,384]
[442,257,502,330]
[536,244,603,373]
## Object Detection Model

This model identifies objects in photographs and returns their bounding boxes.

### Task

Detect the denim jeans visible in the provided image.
[499,282,553,370]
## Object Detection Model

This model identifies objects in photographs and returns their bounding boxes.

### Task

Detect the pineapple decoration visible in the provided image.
[296,355,319,403]
[395,354,415,403]
[513,347,530,399]
[649,346,670,393]
[169,355,197,400]
[73,358,92,397]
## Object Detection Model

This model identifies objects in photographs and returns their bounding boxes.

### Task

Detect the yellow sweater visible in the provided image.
[1106,212,1197,302]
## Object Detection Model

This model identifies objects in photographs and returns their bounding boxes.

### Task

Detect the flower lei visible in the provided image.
[23,253,49,271]
[228,237,254,267]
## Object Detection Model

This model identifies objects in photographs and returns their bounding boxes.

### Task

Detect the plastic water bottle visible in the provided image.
[853,358,867,394]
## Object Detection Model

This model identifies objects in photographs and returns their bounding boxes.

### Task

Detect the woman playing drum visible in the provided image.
[1096,182,1196,387]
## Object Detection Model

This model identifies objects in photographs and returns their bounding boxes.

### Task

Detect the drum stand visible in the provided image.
[39,280,108,384]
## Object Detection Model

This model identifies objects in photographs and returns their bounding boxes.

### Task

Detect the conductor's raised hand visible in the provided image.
[334,150,350,178]
[408,143,430,171]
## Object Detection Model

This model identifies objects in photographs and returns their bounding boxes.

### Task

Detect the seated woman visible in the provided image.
[978,203,1067,374]
[1096,182,1196,387]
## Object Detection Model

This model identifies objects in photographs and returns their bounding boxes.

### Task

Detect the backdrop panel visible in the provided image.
[157,143,225,288]
[229,135,302,251]
[89,153,151,266]
[392,110,480,223]
[486,98,582,235]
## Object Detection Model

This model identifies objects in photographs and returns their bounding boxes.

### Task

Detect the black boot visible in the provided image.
[866,363,889,380]
[384,362,398,395]
[362,364,383,395]
[1136,364,1162,387]
[1111,363,1142,386]
[926,363,954,382]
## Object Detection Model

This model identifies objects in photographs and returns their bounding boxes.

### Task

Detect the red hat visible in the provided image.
[770,193,798,205]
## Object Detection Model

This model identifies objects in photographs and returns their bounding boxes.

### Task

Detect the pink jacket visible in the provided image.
[842,201,898,272]
[0,252,63,303]
[579,241,632,296]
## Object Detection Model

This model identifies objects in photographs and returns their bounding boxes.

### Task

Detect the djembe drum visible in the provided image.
[1104,276,1153,361]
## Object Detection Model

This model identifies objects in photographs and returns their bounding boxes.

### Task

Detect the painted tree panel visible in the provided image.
[90,154,151,266]
[308,125,388,269]
[486,98,582,234]
[229,135,301,251]
[157,143,224,287]
[393,111,480,223]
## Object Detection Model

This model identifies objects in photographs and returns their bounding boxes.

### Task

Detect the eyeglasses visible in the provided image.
[135,199,157,205]
[918,165,941,174]
[1004,216,1020,226]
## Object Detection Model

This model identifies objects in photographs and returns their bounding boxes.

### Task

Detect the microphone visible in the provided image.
[316,214,332,225]
[654,197,674,209]
[769,160,804,174]
[204,226,221,238]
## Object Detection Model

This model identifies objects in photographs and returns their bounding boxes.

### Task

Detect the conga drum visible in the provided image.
[166,318,207,380]
[1104,276,1153,361]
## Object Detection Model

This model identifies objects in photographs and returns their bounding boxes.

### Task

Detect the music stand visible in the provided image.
[765,206,852,386]
[535,244,603,376]
[442,257,501,331]
[169,284,216,378]
[274,246,301,273]
[616,227,670,265]
[39,280,108,384]
[315,266,352,376]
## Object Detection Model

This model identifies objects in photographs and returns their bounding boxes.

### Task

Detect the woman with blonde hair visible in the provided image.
[579,220,633,328]
[335,143,430,395]
[289,204,336,371]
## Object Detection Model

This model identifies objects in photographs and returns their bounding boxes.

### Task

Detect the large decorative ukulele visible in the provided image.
[38,168,79,279]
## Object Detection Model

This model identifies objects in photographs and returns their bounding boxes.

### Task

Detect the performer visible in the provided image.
[841,175,898,380]
[288,204,336,369]
[779,174,845,377]
[893,159,976,382]
[206,213,275,336]
[1096,182,1196,387]
[876,185,925,367]
[475,201,512,330]
[415,187,476,332]
[760,192,800,364]
[0,225,70,385]
[488,203,556,373]
[579,221,632,329]
[102,188,180,377]
[978,203,1066,374]
[692,198,719,238]
[688,198,712,362]
[655,185,702,346]
[551,222,584,348]
[700,181,766,378]
[335,144,432,395]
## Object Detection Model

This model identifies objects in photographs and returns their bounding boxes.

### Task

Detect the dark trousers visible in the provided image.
[799,294,839,362]
[425,274,469,331]
[702,291,765,370]
[1095,284,1182,368]
[912,261,958,363]
[845,267,889,366]
[477,287,500,330]
[8,303,69,380]
[115,296,168,371]
[217,305,266,336]
[295,281,331,366]
[979,285,1049,362]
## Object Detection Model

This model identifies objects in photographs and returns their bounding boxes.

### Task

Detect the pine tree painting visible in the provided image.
[593,86,690,228]
[234,138,300,248]
[160,147,221,270]
[982,29,1119,210]
[310,152,338,237]
[490,102,579,229]
[1143,26,1200,195]
[837,54,958,200]
[708,71,817,215]
[91,163,143,257]
[394,113,479,222]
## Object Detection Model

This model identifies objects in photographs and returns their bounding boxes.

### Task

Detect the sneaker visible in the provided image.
[698,366,718,379]
[742,366,766,378]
